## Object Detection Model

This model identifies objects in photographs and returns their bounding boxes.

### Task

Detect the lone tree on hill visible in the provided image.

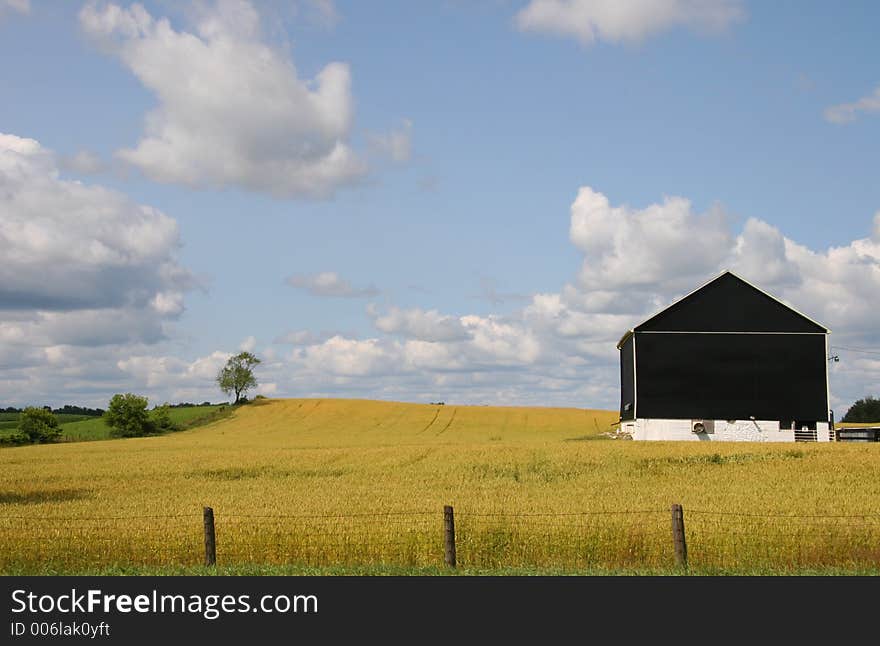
[841,396,880,423]
[217,351,261,404]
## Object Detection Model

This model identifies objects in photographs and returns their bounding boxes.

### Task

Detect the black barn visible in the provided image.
[617,271,831,440]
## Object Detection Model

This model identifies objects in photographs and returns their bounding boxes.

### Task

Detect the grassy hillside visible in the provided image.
[0,405,225,443]
[0,413,96,431]
[0,413,104,439]
[0,398,878,575]
[58,404,226,442]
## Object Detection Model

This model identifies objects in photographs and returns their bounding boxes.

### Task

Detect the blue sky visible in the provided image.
[1,0,878,414]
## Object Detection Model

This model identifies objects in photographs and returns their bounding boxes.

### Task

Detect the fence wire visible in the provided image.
[685,510,880,571]
[1,507,878,572]
[453,510,670,570]
[0,514,202,570]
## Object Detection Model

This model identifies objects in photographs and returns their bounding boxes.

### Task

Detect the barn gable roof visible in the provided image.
[616,271,828,347]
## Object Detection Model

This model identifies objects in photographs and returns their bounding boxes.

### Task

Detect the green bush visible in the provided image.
[150,404,180,433]
[103,396,185,438]
[18,407,62,444]
[0,431,30,446]
[104,394,153,438]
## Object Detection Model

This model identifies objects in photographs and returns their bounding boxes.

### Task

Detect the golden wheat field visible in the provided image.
[1,398,879,574]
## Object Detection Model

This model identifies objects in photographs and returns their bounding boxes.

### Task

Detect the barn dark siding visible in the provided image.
[636,272,826,334]
[634,332,828,421]
[619,335,635,420]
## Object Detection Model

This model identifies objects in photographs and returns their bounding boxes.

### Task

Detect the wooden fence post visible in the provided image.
[203,506,216,567]
[671,503,687,570]
[444,505,456,568]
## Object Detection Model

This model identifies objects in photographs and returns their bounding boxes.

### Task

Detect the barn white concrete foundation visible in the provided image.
[622,419,831,442]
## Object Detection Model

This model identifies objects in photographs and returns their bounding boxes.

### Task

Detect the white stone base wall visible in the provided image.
[624,419,830,442]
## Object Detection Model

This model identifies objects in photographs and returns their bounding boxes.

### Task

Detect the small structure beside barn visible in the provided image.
[617,271,833,442]
[835,427,880,442]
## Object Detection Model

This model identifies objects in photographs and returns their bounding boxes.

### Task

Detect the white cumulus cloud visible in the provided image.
[824,85,880,124]
[367,119,413,163]
[300,0,339,28]
[567,186,880,339]
[287,272,379,298]
[79,0,366,197]
[0,132,198,407]
[0,132,193,323]
[370,306,470,342]
[569,186,732,300]
[60,150,106,175]
[0,0,29,18]
[515,0,745,45]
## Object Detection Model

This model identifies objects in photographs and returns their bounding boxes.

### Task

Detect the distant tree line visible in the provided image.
[1,403,220,414]
[53,404,106,416]
[1,405,105,416]
[165,401,216,408]
[841,396,880,423]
